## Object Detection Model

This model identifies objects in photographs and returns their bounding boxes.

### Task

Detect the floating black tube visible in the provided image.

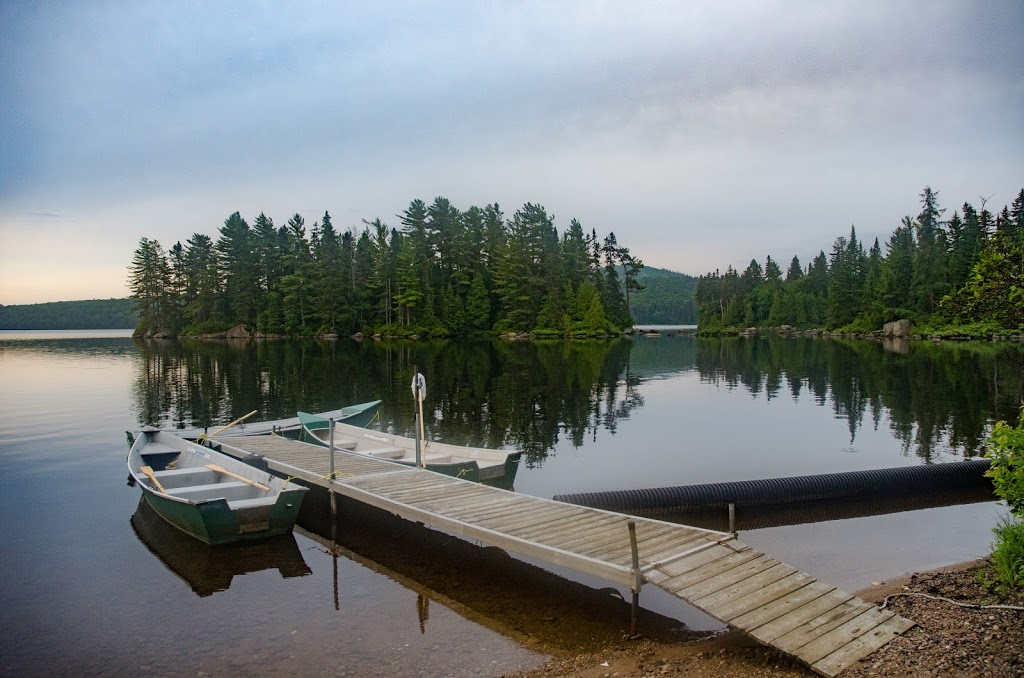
[553,459,993,516]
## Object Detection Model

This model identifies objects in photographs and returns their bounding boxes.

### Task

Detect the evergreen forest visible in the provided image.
[128,199,645,338]
[629,268,698,324]
[695,187,1024,336]
[0,298,138,330]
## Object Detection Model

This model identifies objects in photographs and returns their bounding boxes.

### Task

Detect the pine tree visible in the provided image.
[252,213,281,332]
[365,218,395,327]
[183,233,220,330]
[601,233,629,327]
[216,211,255,326]
[465,271,492,332]
[312,211,347,332]
[280,214,312,332]
[493,203,554,331]
[827,228,866,327]
[127,237,171,332]
[1010,189,1024,239]
[911,186,948,315]
[878,219,916,316]
[785,256,803,282]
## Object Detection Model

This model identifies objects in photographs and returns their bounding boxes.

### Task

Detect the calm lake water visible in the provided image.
[0,330,1019,676]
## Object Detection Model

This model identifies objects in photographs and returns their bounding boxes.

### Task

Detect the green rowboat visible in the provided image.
[127,428,308,545]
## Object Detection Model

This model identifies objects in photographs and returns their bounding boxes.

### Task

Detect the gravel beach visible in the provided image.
[508,559,1024,677]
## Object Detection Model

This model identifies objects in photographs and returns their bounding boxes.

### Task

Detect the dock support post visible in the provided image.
[329,417,337,528]
[628,520,641,636]
[413,365,423,468]
[728,502,736,536]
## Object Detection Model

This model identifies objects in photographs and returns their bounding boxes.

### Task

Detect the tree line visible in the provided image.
[129,198,644,338]
[0,298,138,330]
[695,187,1024,334]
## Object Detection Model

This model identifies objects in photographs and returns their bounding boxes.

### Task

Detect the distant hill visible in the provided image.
[0,298,138,329]
[629,267,698,324]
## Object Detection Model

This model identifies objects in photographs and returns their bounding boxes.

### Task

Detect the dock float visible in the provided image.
[211,434,914,676]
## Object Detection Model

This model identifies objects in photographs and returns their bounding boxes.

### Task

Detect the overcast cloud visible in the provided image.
[1,1,1021,304]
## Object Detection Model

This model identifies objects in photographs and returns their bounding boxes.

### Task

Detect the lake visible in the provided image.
[0,330,1018,676]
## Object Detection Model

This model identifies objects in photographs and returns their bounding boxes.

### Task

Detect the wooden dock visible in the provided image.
[211,434,914,676]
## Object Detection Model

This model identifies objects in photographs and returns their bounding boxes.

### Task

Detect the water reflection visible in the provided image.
[130,497,311,596]
[692,336,1024,461]
[294,491,717,650]
[131,338,644,465]
[131,336,1023,470]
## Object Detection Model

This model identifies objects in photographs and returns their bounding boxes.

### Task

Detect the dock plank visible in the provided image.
[730,580,837,632]
[812,615,916,677]
[749,589,858,645]
[773,600,875,654]
[793,607,895,665]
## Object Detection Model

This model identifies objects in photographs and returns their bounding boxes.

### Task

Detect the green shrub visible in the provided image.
[985,413,1024,593]
[988,515,1024,595]
[986,416,1024,516]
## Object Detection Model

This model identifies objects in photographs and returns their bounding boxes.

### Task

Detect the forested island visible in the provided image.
[129,198,652,339]
[696,186,1024,337]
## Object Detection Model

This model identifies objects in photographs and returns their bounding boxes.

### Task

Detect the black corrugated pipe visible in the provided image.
[552,459,993,516]
[650,485,996,532]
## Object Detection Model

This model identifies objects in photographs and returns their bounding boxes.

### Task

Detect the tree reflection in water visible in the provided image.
[132,335,1023,466]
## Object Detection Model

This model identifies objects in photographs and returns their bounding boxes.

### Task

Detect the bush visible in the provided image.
[986,417,1024,516]
[916,320,1007,339]
[985,413,1024,593]
[988,516,1024,595]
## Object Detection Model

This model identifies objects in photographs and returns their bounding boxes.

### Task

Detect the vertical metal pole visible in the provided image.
[628,520,640,636]
[329,417,337,523]
[413,365,422,468]
[728,502,736,536]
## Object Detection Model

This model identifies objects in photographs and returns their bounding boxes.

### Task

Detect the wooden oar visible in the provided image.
[206,464,271,491]
[203,409,259,439]
[140,465,167,494]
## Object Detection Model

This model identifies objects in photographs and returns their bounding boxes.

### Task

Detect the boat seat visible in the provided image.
[227,496,279,509]
[329,438,358,450]
[366,447,405,459]
[165,481,256,502]
[140,442,178,455]
[151,467,219,488]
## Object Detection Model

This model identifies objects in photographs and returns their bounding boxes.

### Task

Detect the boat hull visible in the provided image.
[156,400,383,440]
[138,486,306,545]
[128,430,307,545]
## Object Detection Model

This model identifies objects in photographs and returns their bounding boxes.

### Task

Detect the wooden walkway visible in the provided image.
[211,434,913,676]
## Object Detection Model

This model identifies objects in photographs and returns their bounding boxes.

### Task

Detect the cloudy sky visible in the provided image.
[1,1,1021,304]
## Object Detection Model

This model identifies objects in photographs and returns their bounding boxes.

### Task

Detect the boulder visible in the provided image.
[882,319,911,337]
[225,324,251,339]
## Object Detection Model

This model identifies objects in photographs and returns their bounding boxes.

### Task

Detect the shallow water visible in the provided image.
[0,331,1017,675]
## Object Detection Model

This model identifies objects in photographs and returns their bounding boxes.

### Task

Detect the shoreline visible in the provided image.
[510,557,1023,677]
[851,558,991,604]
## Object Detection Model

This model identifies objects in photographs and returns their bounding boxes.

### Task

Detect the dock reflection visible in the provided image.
[130,497,311,597]
[295,490,717,654]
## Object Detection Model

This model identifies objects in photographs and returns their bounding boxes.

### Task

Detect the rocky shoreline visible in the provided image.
[508,559,1024,677]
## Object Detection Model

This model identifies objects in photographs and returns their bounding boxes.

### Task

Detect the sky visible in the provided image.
[1,1,1021,305]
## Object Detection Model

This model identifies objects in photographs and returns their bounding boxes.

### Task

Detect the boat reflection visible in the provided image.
[130,497,311,596]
